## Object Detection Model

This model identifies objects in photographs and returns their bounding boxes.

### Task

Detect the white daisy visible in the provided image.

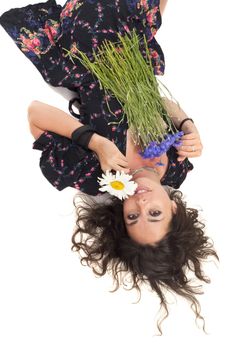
[98,170,138,200]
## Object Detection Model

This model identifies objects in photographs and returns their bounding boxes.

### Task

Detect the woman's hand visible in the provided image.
[175,121,203,162]
[90,135,130,173]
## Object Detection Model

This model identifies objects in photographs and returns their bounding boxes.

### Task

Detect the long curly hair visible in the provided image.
[71,190,218,335]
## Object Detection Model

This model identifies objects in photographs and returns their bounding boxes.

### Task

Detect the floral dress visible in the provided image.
[0,0,193,195]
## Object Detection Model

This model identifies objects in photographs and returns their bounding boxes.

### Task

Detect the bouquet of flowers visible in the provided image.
[64,29,183,158]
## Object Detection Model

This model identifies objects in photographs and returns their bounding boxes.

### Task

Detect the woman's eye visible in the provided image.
[149,210,162,217]
[127,213,138,220]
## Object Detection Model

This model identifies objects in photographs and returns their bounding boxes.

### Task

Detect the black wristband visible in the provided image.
[69,97,81,118]
[71,125,97,151]
[179,118,194,130]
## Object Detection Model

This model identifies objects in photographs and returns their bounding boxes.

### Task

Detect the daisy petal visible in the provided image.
[98,170,138,200]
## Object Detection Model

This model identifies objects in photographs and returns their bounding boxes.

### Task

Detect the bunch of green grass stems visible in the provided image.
[64,29,176,149]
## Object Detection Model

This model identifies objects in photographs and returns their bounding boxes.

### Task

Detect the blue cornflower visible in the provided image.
[139,131,184,159]
[156,161,165,166]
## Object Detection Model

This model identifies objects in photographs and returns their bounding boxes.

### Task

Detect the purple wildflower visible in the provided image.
[156,161,165,166]
[139,131,184,159]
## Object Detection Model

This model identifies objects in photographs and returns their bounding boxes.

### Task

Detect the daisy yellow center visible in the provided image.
[110,181,125,190]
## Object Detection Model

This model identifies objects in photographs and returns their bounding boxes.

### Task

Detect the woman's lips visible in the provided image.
[135,186,151,194]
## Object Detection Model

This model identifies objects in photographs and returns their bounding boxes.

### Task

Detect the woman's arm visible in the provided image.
[28,100,84,139]
[160,0,168,16]
[162,97,203,161]
[162,97,194,130]
[162,97,201,134]
[28,100,106,153]
[28,100,129,172]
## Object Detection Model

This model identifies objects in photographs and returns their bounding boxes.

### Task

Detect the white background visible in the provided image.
[0,0,232,348]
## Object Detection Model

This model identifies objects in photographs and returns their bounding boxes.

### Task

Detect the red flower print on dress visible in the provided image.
[19,33,42,55]
[70,42,79,54]
[147,7,159,28]
[60,0,83,19]
[150,49,159,59]
[43,21,60,45]
[17,19,60,57]
[140,0,149,12]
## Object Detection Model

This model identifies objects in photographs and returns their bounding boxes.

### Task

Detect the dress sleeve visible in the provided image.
[0,0,63,85]
[32,130,98,191]
[137,0,162,38]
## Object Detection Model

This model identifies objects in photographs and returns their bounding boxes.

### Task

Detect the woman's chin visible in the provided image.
[133,172,160,184]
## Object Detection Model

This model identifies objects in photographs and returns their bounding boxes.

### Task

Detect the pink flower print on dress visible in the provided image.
[140,0,149,12]
[89,83,96,89]
[70,42,79,54]
[44,22,59,45]
[147,7,159,28]
[60,0,83,19]
[46,132,52,139]
[92,37,98,48]
[19,20,60,55]
[150,49,159,59]
[97,4,103,13]
[104,94,111,102]
[114,109,122,115]
[32,37,41,47]
[83,22,91,29]
[19,35,35,51]
[19,36,43,56]
[49,156,55,164]
[123,25,130,33]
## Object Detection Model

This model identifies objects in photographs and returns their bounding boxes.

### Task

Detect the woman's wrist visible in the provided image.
[162,98,191,129]
[179,118,194,131]
[70,124,107,152]
[181,120,198,134]
[88,133,106,152]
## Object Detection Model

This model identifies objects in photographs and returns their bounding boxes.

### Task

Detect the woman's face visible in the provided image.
[123,169,177,245]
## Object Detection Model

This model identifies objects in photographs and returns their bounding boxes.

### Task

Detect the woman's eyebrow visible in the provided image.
[126,218,164,226]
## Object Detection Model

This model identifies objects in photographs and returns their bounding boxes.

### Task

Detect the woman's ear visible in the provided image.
[171,200,177,214]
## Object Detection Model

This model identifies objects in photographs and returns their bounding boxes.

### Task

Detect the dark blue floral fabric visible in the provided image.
[0,0,193,195]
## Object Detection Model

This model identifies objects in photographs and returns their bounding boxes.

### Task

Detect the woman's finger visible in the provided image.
[178,139,201,147]
[101,165,130,174]
[177,149,202,158]
[113,165,130,173]
[181,132,199,140]
[178,144,203,153]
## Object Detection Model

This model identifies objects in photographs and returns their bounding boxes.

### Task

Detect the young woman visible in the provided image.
[0,0,217,334]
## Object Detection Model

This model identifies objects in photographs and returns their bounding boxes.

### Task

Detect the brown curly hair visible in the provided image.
[71,190,218,335]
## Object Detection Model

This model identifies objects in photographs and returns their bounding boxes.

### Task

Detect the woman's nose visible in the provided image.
[136,196,148,205]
